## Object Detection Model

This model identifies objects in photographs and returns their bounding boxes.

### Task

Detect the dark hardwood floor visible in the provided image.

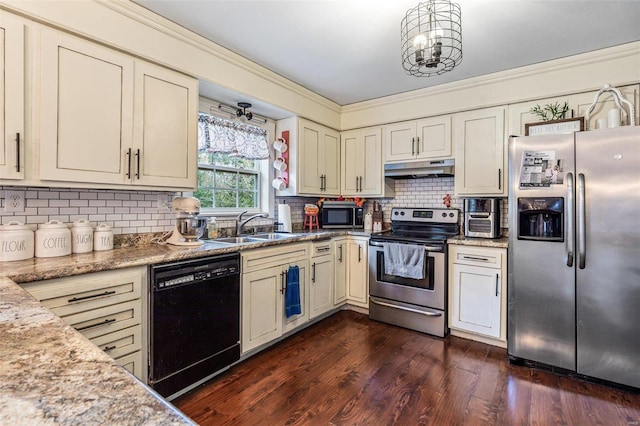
[174,311,640,425]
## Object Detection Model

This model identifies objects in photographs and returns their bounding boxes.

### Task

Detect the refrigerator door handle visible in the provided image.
[577,173,587,269]
[566,172,575,267]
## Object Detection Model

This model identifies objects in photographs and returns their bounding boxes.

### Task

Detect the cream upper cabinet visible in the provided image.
[275,117,340,196]
[384,116,452,163]
[0,12,25,180]
[341,127,393,197]
[39,29,197,190]
[453,106,506,196]
[508,84,639,136]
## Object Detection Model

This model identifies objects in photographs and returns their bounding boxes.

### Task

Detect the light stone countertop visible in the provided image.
[0,229,356,424]
[447,235,509,249]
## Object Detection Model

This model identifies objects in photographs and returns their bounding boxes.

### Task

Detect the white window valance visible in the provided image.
[198,113,270,160]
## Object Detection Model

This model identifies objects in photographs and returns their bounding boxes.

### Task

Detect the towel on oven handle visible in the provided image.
[383,243,425,280]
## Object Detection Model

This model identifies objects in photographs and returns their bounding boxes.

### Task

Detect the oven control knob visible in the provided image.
[400,211,405,216]
[442,212,447,217]
[394,211,399,216]
[449,212,454,217]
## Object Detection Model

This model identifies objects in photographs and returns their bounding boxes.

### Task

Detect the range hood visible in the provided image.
[384,159,455,179]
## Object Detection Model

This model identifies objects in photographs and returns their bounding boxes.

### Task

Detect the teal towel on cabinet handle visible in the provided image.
[285,265,301,318]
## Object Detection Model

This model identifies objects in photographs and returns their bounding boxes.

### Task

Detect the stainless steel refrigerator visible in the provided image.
[507,126,640,388]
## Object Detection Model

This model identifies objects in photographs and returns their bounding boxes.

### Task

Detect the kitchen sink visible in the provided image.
[248,233,298,241]
[213,236,255,244]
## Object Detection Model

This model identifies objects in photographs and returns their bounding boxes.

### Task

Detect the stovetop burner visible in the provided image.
[370,207,460,245]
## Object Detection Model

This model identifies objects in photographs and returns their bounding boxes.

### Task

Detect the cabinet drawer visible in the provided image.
[451,246,503,268]
[115,351,143,379]
[242,243,309,272]
[58,299,141,340]
[311,240,332,257]
[90,324,142,360]
[21,269,143,316]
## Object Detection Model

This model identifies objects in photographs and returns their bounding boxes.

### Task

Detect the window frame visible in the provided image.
[193,97,274,218]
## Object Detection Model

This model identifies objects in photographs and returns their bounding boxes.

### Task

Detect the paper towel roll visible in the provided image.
[278,204,292,233]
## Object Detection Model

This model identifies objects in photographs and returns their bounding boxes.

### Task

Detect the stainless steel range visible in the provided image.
[369,207,459,337]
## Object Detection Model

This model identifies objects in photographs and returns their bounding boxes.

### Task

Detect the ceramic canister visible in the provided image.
[35,220,71,258]
[0,221,35,262]
[71,219,94,253]
[94,223,114,251]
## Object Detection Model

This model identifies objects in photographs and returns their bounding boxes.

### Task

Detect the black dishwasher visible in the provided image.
[149,252,240,398]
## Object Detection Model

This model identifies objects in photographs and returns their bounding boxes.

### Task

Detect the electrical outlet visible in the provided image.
[4,190,25,213]
[157,194,171,213]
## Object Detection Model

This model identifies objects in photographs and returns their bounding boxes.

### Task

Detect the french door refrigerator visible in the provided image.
[507,126,640,388]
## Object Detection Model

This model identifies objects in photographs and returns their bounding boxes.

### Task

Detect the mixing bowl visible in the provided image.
[176,215,207,241]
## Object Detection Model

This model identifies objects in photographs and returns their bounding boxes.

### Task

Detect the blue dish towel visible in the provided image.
[285,265,301,318]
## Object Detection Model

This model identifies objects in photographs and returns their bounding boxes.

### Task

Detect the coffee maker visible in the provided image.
[166,197,207,246]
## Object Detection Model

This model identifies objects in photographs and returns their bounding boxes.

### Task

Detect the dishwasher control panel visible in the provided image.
[153,253,240,290]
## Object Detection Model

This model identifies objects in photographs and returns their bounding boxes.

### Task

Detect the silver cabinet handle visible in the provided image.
[577,173,586,269]
[498,169,502,190]
[280,270,286,294]
[76,318,116,331]
[495,273,499,297]
[316,246,330,253]
[565,172,575,267]
[416,136,420,155]
[358,245,362,262]
[355,177,359,192]
[15,133,21,173]
[359,176,363,192]
[338,244,343,262]
[370,298,442,317]
[312,262,316,283]
[411,137,415,156]
[135,149,141,179]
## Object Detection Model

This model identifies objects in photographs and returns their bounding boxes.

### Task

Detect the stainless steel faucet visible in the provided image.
[235,211,268,236]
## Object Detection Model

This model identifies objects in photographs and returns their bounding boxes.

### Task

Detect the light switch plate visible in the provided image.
[4,190,25,212]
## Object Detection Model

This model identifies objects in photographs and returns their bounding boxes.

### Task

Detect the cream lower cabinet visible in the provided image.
[449,245,506,346]
[20,267,147,381]
[241,243,310,354]
[0,12,25,180]
[39,28,197,190]
[333,236,369,308]
[453,107,506,196]
[310,240,334,319]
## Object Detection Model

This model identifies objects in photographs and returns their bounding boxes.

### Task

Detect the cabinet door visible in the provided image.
[133,62,197,189]
[416,116,452,159]
[450,263,501,338]
[0,13,24,180]
[242,266,283,353]
[384,121,416,162]
[454,106,506,196]
[283,260,309,333]
[310,255,334,319]
[298,121,322,194]
[360,127,383,196]
[346,239,368,307]
[321,128,341,195]
[341,129,361,194]
[333,239,348,305]
[40,30,134,184]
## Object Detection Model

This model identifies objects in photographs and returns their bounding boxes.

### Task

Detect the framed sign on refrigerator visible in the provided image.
[524,117,584,136]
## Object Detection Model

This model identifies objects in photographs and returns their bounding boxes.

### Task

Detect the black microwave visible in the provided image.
[320,201,364,229]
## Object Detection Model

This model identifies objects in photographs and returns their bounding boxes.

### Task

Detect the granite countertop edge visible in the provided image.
[447,235,509,249]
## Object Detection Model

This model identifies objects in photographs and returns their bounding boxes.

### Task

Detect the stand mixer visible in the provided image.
[166,197,207,246]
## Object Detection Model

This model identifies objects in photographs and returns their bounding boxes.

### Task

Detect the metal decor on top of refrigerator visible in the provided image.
[508,126,640,388]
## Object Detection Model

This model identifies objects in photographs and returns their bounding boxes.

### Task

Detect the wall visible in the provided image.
[0,186,177,235]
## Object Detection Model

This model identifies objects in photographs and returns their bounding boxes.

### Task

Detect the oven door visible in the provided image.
[368,241,445,310]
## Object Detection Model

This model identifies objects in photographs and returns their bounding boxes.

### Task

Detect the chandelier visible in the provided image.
[401,0,462,77]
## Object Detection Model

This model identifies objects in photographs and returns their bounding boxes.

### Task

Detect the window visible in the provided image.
[195,153,260,210]
[195,109,272,214]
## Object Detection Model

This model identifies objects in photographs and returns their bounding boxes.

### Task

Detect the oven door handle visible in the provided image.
[369,240,442,252]
[370,298,442,317]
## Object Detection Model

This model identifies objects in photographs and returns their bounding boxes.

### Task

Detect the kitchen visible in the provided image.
[1,0,640,424]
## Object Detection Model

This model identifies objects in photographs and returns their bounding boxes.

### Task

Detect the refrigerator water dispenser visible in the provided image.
[517,197,564,241]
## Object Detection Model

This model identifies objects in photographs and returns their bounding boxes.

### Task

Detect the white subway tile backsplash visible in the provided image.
[1,186,177,235]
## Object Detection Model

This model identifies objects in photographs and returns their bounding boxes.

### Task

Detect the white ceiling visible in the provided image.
[132,0,640,117]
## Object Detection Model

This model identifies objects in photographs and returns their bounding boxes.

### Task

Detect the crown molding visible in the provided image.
[343,41,640,114]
